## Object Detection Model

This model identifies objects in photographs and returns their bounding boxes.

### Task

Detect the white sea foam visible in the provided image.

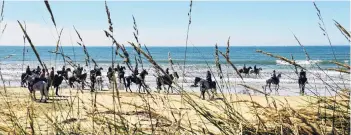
[276,60,322,65]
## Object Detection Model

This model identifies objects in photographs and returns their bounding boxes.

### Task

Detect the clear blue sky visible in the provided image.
[0,1,349,46]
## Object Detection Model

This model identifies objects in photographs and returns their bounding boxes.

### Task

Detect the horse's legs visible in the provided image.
[138,84,141,93]
[268,83,272,93]
[301,84,305,96]
[206,89,211,100]
[167,85,171,94]
[276,84,279,95]
[55,86,59,96]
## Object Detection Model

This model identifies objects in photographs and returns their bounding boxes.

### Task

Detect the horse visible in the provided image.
[298,77,308,96]
[26,74,48,102]
[191,77,216,100]
[239,67,252,77]
[90,67,103,91]
[57,68,70,80]
[21,70,38,87]
[52,74,64,96]
[125,69,148,93]
[68,68,87,90]
[156,74,175,94]
[21,73,29,87]
[250,68,262,77]
[264,73,282,95]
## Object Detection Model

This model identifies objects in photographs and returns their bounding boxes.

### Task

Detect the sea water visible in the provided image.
[0,45,349,96]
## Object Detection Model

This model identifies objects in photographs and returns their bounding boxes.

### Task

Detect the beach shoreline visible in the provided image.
[1,86,337,134]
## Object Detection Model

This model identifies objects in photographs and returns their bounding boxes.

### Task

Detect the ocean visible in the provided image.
[0,45,349,96]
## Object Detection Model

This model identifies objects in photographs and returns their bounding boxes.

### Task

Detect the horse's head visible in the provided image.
[258,68,262,71]
[248,67,252,70]
[169,74,174,80]
[277,73,282,78]
[173,72,179,79]
[141,69,148,75]
[193,77,201,87]
[26,75,36,84]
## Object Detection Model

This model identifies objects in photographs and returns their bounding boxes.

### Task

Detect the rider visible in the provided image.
[26,66,32,75]
[62,66,65,73]
[299,69,306,79]
[243,64,247,70]
[271,70,277,82]
[254,65,257,71]
[165,68,169,75]
[96,67,102,77]
[133,67,139,78]
[36,66,41,74]
[206,71,212,83]
[50,67,55,80]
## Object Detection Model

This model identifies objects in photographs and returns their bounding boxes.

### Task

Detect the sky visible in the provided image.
[0,1,349,46]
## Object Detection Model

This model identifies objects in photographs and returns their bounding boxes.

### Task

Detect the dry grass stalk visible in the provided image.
[104,0,113,33]
[74,26,90,66]
[17,21,47,71]
[219,37,243,81]
[0,0,4,22]
[55,28,63,53]
[215,44,223,79]
[329,61,350,70]
[291,31,310,61]
[44,0,56,27]
[333,20,350,42]
[256,50,305,70]
[327,68,350,74]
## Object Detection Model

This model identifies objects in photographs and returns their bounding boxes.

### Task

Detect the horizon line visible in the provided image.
[0,45,349,47]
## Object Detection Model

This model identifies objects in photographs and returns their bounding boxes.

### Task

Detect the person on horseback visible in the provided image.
[299,69,306,79]
[206,71,212,83]
[26,66,32,75]
[36,66,41,74]
[133,67,139,78]
[96,67,102,77]
[254,65,257,71]
[50,67,55,81]
[62,66,65,73]
[243,64,247,71]
[271,70,277,83]
[165,68,169,75]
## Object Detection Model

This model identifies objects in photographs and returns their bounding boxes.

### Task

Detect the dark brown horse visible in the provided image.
[239,67,252,77]
[125,69,148,93]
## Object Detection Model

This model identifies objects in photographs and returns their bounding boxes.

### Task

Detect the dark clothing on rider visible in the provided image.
[36,66,41,74]
[133,67,139,77]
[50,70,55,80]
[96,69,102,76]
[299,71,306,79]
[165,68,169,75]
[26,67,31,75]
[206,71,212,82]
[254,65,257,71]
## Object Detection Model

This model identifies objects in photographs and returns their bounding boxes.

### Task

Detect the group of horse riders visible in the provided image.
[21,62,309,102]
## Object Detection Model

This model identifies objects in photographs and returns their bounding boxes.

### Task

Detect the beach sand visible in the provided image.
[0,85,340,134]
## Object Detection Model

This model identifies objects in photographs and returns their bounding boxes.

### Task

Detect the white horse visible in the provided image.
[26,75,49,102]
